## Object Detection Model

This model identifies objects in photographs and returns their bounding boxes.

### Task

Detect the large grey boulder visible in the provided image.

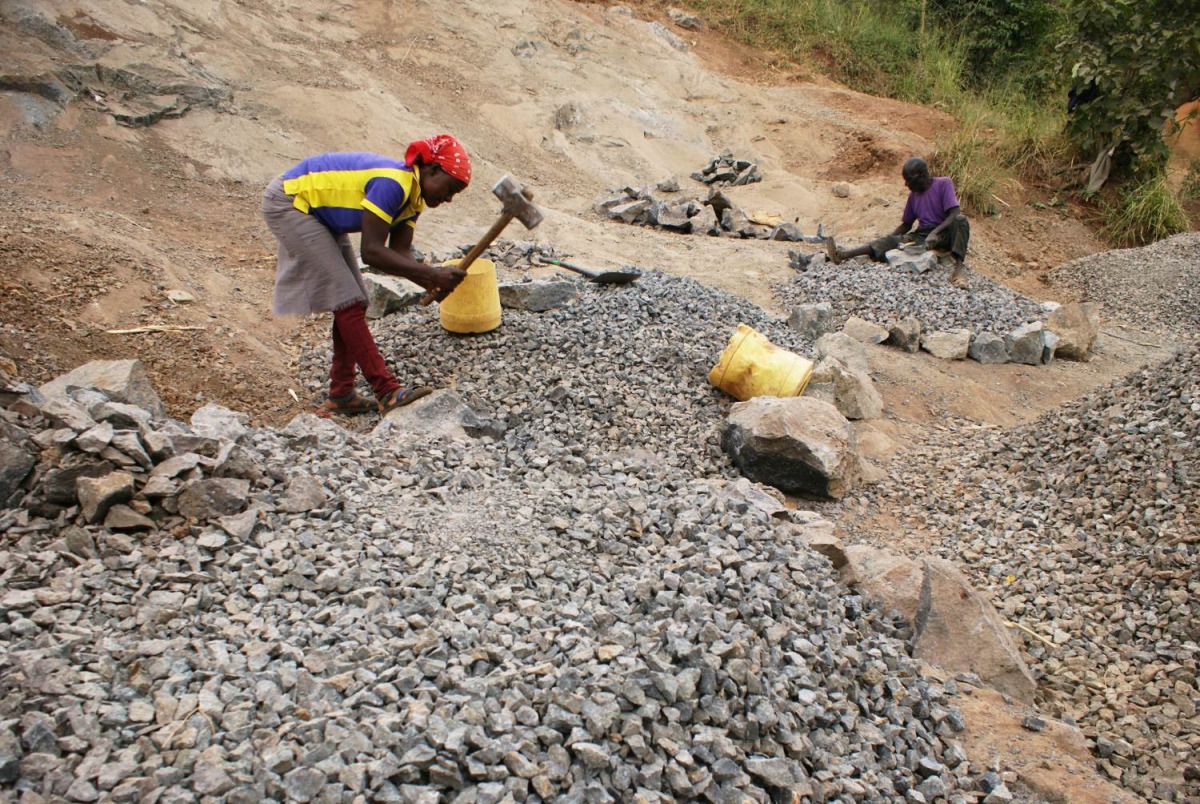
[364,274,425,319]
[373,390,482,443]
[921,329,971,360]
[1006,322,1047,365]
[39,360,165,419]
[815,332,869,374]
[787,303,834,342]
[1046,302,1101,361]
[886,318,922,353]
[498,281,577,312]
[722,396,861,499]
[687,204,720,236]
[808,358,882,420]
[969,331,1009,365]
[842,316,890,345]
[842,549,1038,702]
[914,558,1038,702]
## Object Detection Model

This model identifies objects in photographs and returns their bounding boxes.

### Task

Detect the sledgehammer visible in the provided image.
[420,174,544,305]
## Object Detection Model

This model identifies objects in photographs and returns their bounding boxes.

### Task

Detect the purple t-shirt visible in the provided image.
[902,176,959,231]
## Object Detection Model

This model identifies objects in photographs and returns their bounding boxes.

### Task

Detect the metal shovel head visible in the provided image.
[538,256,641,284]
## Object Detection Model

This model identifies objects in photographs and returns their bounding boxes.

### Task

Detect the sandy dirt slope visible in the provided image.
[0,0,1165,431]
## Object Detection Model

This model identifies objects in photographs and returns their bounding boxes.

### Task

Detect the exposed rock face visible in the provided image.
[39,360,165,419]
[809,358,883,421]
[841,545,925,623]
[1047,302,1101,360]
[722,396,861,498]
[76,471,135,524]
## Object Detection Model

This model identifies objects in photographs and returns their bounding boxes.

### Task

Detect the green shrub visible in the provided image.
[1101,169,1189,247]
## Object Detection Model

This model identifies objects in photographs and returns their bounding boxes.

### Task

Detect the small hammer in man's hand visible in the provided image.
[420,175,544,305]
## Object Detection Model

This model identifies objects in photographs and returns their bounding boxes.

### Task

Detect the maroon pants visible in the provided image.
[329,303,401,399]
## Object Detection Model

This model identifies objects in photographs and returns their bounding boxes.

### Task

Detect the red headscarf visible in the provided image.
[405,134,471,186]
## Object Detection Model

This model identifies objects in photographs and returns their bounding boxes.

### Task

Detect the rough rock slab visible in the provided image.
[887,248,939,274]
[1046,302,1101,361]
[914,558,1037,702]
[373,389,481,443]
[39,360,165,419]
[842,316,890,345]
[969,331,1009,365]
[788,303,834,342]
[498,281,577,312]
[722,396,861,499]
[840,545,924,623]
[177,478,251,520]
[276,475,328,514]
[190,403,248,443]
[1006,322,1047,366]
[816,332,869,374]
[922,329,972,360]
[886,318,922,353]
[0,437,36,506]
[76,471,135,524]
[365,274,425,319]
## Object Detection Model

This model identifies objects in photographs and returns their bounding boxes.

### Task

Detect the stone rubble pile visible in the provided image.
[1,366,1011,801]
[835,343,1200,801]
[690,155,763,188]
[594,186,809,242]
[1050,232,1200,337]
[777,258,1070,365]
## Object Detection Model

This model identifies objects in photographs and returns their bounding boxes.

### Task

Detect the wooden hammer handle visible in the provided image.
[419,187,536,307]
[418,213,514,307]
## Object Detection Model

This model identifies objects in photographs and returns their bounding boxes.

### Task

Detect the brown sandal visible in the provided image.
[320,391,376,416]
[378,386,433,413]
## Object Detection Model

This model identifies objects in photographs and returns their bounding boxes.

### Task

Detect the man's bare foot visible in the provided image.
[949,263,969,288]
[823,236,842,265]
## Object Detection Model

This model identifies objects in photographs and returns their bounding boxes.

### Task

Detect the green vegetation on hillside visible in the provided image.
[686,0,1200,244]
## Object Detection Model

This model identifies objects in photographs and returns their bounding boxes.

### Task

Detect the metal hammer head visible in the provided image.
[493,175,544,229]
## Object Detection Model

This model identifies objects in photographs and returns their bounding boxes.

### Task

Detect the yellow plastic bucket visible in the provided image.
[708,324,814,400]
[439,258,502,334]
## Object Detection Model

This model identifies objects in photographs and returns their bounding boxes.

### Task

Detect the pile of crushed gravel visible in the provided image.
[1050,233,1200,337]
[836,342,1200,800]
[0,268,1014,801]
[301,272,815,479]
[774,258,1047,336]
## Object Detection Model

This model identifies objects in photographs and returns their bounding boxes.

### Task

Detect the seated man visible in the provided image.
[824,157,971,288]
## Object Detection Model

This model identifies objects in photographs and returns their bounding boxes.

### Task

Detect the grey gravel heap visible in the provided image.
[1050,232,1200,337]
[776,258,1047,336]
[431,240,567,271]
[302,272,816,478]
[0,271,1022,802]
[834,343,1200,801]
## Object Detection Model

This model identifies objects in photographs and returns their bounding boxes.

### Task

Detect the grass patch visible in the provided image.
[1181,159,1200,203]
[1100,169,1189,247]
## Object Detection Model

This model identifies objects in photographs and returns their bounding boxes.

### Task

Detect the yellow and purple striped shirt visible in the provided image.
[281,152,425,234]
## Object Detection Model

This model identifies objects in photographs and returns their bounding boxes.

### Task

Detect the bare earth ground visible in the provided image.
[0,2,1186,796]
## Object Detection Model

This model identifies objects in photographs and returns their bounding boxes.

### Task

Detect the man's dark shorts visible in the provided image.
[866,215,970,261]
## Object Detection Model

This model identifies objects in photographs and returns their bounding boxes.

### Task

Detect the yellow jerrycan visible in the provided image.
[708,323,814,400]
[438,258,502,334]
